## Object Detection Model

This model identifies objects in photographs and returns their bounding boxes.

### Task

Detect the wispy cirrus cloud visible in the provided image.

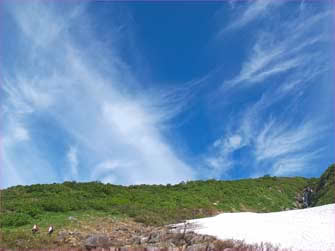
[253,116,328,176]
[205,97,329,177]
[254,119,323,163]
[225,9,331,89]
[205,0,333,178]
[1,1,195,188]
[67,146,79,180]
[224,0,282,31]
[204,134,246,177]
[1,0,332,188]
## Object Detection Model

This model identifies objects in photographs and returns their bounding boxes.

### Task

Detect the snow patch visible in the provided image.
[180,204,335,251]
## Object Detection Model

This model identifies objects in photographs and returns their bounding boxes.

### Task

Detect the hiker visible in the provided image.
[32,224,39,234]
[48,225,54,235]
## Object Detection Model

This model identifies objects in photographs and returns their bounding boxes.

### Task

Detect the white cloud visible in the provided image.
[255,120,319,162]
[3,117,30,144]
[225,0,282,31]
[205,91,329,178]
[91,160,122,182]
[270,151,323,176]
[13,125,30,142]
[1,1,195,188]
[254,118,327,175]
[205,133,246,177]
[2,75,57,121]
[205,3,333,179]
[101,101,155,137]
[67,146,79,179]
[9,1,84,48]
[224,5,331,89]
[1,128,57,188]
[96,160,120,171]
[229,135,242,148]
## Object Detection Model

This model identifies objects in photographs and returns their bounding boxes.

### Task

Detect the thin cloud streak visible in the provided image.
[67,146,79,179]
[225,10,331,89]
[223,0,282,32]
[1,1,195,188]
[204,1,332,178]
[205,98,329,177]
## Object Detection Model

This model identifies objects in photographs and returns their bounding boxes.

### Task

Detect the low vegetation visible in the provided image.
[0,164,333,249]
[1,176,310,227]
[312,164,334,206]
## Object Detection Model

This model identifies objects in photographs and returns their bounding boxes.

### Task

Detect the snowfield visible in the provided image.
[178,204,335,251]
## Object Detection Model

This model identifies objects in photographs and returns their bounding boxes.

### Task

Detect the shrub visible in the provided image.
[41,199,70,212]
[88,199,110,211]
[0,213,32,227]
[21,206,42,218]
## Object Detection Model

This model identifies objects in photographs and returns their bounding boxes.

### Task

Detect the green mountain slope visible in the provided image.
[0,164,333,229]
[312,164,334,206]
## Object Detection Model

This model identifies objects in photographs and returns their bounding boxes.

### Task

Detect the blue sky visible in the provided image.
[1,0,334,188]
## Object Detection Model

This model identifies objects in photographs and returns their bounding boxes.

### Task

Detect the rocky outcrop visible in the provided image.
[54,221,230,251]
[295,186,315,209]
[85,234,114,250]
[0,248,253,251]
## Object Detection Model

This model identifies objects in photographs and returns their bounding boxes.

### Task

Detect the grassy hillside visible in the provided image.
[0,164,333,230]
[0,165,333,249]
[312,164,334,206]
[1,176,311,228]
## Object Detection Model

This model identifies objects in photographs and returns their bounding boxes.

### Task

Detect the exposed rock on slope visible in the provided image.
[54,219,220,250]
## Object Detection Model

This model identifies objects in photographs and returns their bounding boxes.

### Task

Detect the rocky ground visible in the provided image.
[54,218,227,250]
[3,214,263,251]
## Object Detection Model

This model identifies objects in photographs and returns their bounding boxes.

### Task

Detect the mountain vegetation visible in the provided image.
[0,164,333,248]
[312,164,334,206]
